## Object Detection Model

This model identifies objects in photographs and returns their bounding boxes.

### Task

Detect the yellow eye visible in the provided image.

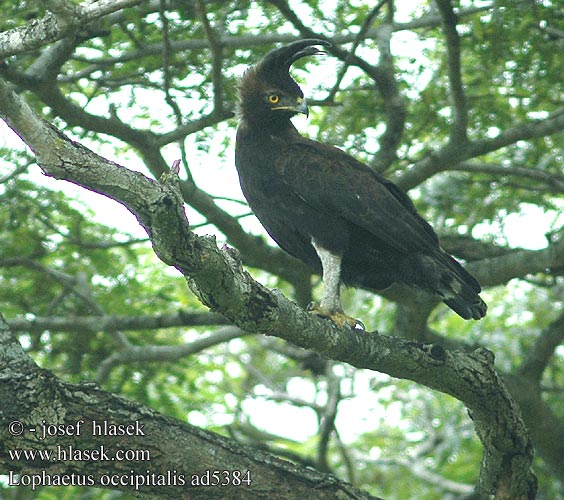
[268,94,280,104]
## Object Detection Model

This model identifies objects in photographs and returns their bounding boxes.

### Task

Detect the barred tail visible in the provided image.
[443,288,487,320]
[438,254,487,320]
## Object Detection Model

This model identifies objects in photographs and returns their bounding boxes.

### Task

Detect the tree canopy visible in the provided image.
[1,1,563,499]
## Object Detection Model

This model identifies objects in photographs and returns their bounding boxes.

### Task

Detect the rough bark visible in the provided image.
[0,316,379,500]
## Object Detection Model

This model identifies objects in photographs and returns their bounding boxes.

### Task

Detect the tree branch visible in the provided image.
[518,312,564,384]
[197,0,225,113]
[394,107,564,190]
[0,0,144,59]
[0,315,380,500]
[325,1,387,103]
[467,232,564,288]
[6,310,230,334]
[64,6,493,67]
[436,0,468,144]
[0,258,103,313]
[453,161,564,193]
[504,373,564,480]
[439,234,515,261]
[371,5,406,171]
[316,363,341,473]
[96,326,248,383]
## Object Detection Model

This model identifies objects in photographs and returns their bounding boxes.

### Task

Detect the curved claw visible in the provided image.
[307,303,365,331]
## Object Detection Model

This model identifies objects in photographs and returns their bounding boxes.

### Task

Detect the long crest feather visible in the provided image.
[256,39,331,90]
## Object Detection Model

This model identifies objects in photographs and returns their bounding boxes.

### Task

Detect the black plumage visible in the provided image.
[235,39,487,324]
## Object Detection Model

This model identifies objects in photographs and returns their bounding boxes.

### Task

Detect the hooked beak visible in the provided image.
[272,97,309,117]
[294,97,309,117]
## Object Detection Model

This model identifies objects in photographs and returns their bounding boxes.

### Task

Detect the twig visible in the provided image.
[317,363,341,472]
[435,0,468,144]
[325,0,388,103]
[197,0,225,111]
[518,312,564,383]
[96,326,248,383]
[159,0,193,183]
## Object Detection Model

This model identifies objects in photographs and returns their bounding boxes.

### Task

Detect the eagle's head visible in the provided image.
[238,39,331,125]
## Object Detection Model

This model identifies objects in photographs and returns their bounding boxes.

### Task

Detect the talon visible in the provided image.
[307,303,364,331]
[353,318,365,331]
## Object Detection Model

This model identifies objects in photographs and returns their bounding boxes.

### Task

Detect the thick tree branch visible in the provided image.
[0,314,37,372]
[0,76,537,499]
[0,315,379,500]
[505,313,564,478]
[0,0,143,59]
[372,7,406,170]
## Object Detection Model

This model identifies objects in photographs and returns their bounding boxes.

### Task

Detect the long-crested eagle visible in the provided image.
[235,39,487,327]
